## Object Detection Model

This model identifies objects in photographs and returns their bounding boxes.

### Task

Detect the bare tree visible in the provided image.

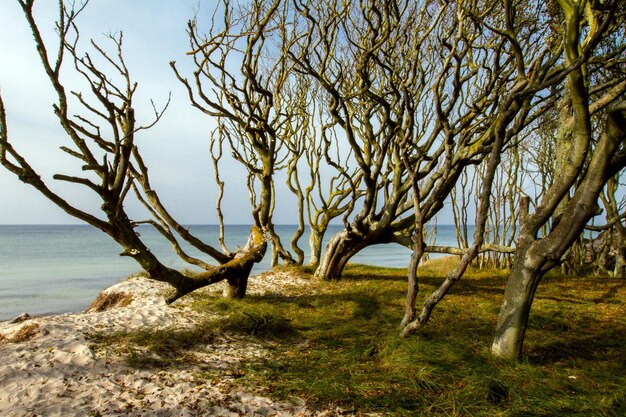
[171,0,301,268]
[287,0,503,282]
[274,0,567,335]
[0,0,271,303]
[281,78,362,268]
[400,0,626,336]
[287,0,421,280]
[450,142,529,269]
[492,0,626,360]
[170,0,364,272]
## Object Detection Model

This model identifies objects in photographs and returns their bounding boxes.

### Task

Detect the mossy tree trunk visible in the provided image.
[308,227,324,269]
[492,104,626,360]
[490,0,626,361]
[314,229,375,280]
[108,208,267,302]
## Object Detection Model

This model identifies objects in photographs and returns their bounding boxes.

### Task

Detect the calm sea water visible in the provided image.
[0,224,460,320]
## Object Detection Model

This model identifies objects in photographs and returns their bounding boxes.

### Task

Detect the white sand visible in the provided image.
[0,271,359,417]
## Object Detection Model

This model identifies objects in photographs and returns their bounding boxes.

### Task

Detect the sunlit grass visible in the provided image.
[90,259,626,416]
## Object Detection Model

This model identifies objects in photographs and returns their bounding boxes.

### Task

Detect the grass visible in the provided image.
[89,258,626,416]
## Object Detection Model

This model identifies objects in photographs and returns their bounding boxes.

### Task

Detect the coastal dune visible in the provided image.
[0,272,343,417]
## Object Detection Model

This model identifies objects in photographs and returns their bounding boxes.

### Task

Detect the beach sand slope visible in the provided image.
[0,272,356,417]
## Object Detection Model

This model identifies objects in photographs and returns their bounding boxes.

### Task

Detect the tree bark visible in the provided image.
[492,102,626,360]
[490,245,541,360]
[401,240,423,327]
[491,0,626,360]
[308,227,324,269]
[114,220,267,303]
[314,229,378,280]
[224,267,252,299]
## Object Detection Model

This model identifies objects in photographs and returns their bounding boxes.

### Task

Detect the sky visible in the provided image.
[0,0,457,226]
[0,0,263,224]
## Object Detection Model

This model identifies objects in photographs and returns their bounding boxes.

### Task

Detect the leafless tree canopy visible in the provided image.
[1,0,624,361]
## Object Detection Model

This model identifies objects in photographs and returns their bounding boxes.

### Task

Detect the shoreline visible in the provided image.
[0,271,355,417]
[0,257,454,324]
[0,224,432,321]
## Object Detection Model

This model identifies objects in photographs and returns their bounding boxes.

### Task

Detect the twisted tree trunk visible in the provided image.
[110,214,267,303]
[492,103,626,360]
[314,229,383,280]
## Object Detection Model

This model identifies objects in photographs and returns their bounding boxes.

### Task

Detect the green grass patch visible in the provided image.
[89,260,626,416]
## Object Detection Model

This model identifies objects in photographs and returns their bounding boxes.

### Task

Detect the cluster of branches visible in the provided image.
[1,0,625,361]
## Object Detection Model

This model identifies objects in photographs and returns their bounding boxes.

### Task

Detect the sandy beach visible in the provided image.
[0,271,356,417]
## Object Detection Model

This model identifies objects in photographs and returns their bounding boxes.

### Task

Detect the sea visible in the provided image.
[0,224,461,321]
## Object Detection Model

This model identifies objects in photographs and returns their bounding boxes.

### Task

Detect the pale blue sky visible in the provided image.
[0,1,265,224]
[0,1,457,226]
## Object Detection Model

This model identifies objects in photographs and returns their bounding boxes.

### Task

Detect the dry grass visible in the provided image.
[0,323,40,345]
[85,291,133,312]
